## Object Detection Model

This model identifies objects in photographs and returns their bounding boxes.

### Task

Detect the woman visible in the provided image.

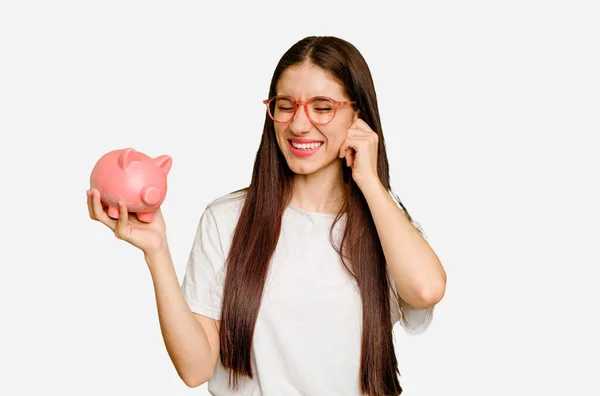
[87,35,446,396]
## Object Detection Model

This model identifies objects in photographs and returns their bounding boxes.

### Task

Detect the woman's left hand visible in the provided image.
[338,118,380,188]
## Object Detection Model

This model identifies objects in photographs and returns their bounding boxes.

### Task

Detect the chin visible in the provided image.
[287,160,321,175]
[286,156,341,176]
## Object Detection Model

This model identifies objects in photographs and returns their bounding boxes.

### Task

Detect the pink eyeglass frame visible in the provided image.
[263,95,356,125]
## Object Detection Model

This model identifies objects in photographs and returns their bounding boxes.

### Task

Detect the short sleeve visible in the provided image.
[181,207,226,320]
[390,219,435,334]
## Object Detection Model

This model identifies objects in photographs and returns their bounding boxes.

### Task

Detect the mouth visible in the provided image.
[287,139,323,157]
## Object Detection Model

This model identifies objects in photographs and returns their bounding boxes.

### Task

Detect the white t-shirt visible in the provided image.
[181,190,434,395]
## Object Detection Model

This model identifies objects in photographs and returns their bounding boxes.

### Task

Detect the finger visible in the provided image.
[346,151,353,167]
[343,137,360,152]
[114,200,129,240]
[339,141,348,159]
[347,128,372,137]
[340,137,361,159]
[86,189,94,218]
[92,189,117,231]
[349,118,361,130]
[352,118,373,132]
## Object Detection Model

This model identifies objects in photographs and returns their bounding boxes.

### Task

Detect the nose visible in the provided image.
[289,105,312,135]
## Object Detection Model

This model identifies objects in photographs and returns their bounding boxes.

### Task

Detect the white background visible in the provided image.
[1,1,598,395]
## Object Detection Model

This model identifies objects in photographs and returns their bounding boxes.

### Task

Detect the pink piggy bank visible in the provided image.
[90,148,172,223]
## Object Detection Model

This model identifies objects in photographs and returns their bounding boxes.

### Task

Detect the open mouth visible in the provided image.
[289,140,323,150]
[288,139,323,157]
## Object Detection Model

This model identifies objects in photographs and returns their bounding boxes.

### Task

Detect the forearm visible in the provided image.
[361,179,446,309]
[145,248,215,385]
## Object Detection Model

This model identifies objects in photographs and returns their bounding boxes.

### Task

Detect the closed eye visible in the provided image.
[277,106,295,112]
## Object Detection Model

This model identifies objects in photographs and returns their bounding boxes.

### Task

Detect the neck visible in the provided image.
[290,161,347,214]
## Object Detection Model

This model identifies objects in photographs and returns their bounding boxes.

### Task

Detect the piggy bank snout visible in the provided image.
[141,186,162,205]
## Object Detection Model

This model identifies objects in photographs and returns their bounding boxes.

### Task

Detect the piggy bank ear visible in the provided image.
[154,155,172,175]
[118,148,140,170]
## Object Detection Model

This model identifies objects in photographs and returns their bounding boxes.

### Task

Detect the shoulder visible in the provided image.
[201,188,248,232]
[206,188,247,215]
[189,188,248,255]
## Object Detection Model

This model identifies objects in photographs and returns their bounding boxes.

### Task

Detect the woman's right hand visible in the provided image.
[87,188,168,257]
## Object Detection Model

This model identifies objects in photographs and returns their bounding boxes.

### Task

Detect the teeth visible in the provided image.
[291,141,323,150]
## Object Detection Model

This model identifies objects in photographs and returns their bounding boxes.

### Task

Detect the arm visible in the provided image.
[86,189,220,386]
[361,179,447,309]
[146,248,220,387]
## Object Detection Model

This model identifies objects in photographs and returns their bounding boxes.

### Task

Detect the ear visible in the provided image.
[353,109,360,122]
[118,148,137,170]
[154,155,172,175]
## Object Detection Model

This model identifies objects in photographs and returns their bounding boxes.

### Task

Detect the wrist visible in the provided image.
[144,242,171,265]
[357,176,385,197]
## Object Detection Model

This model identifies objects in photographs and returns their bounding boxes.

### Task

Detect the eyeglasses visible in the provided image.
[263,95,356,125]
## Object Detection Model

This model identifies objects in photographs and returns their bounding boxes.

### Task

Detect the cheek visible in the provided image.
[322,116,351,145]
[274,125,286,141]
[321,128,347,151]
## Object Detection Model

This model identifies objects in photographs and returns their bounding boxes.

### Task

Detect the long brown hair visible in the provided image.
[219,36,417,395]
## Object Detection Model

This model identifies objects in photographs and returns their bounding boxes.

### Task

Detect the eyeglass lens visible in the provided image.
[269,97,336,124]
